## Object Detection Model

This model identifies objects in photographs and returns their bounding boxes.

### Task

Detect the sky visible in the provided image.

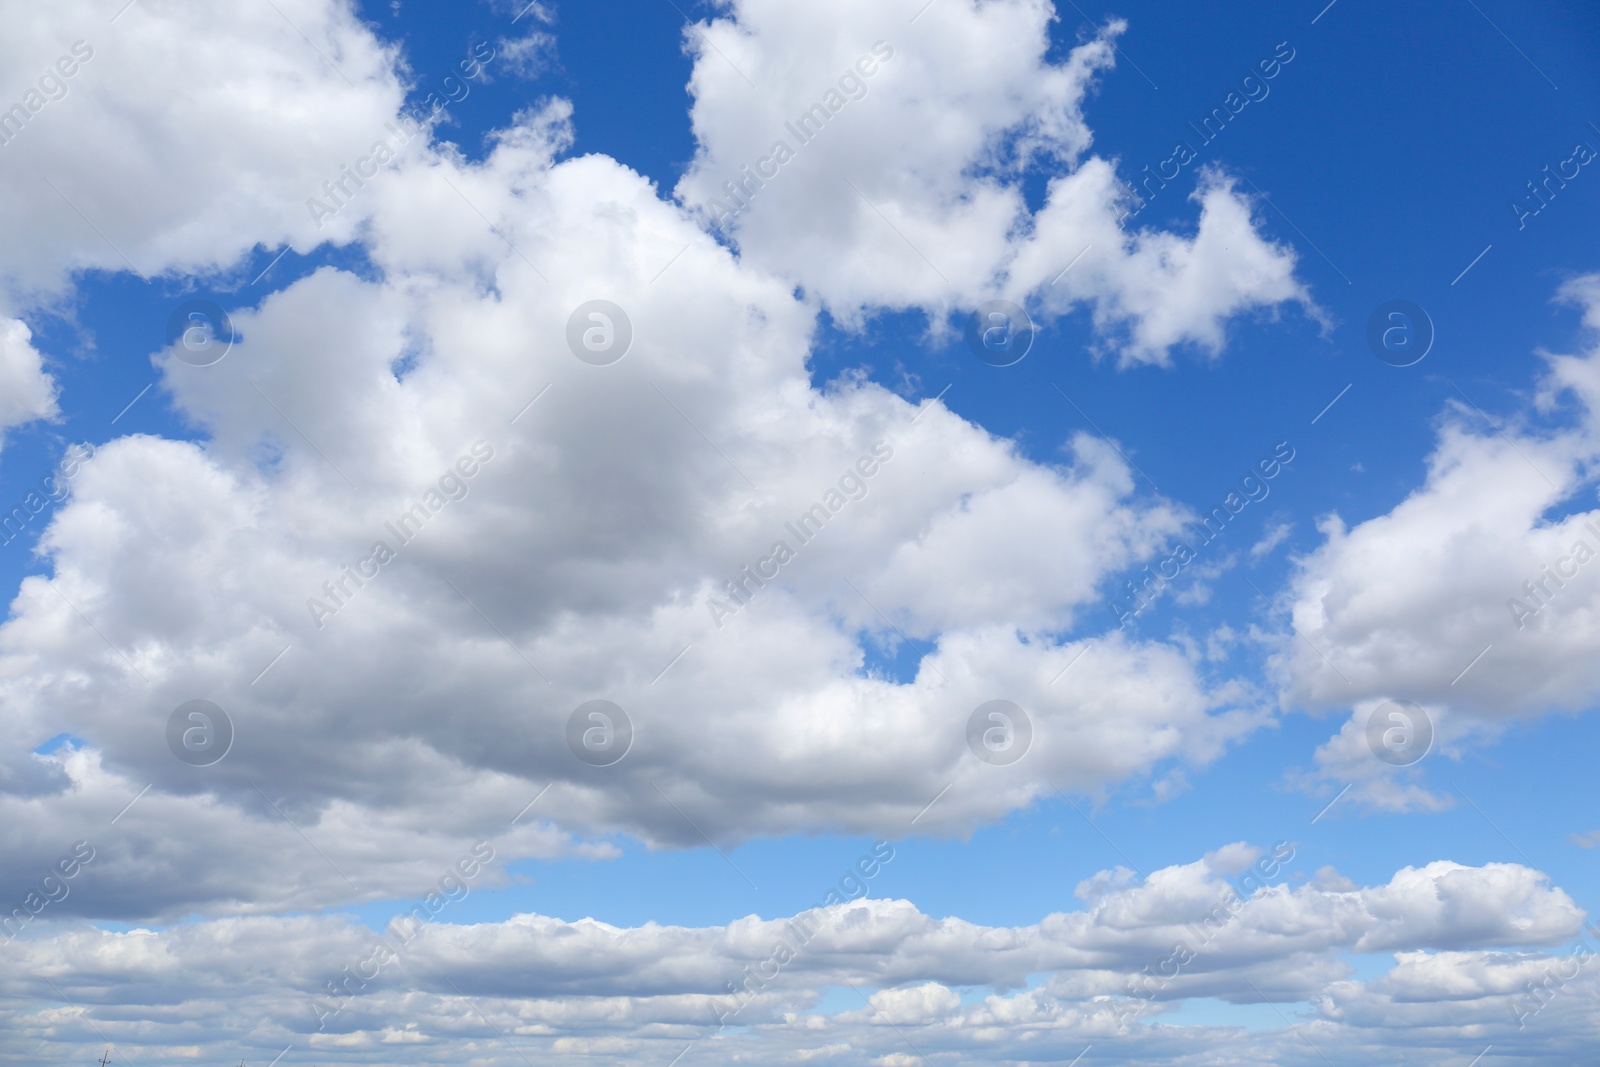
[1,0,1599,1064]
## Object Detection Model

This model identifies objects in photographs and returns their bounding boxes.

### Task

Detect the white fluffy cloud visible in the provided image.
[1285,277,1600,716]
[0,318,58,442]
[0,182,1255,904]
[0,0,403,301]
[674,0,1311,362]
[1280,276,1600,808]
[1295,702,1459,815]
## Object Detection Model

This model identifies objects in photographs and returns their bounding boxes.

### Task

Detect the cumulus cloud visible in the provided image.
[1293,701,1458,815]
[1316,943,1600,1061]
[0,0,404,301]
[674,0,1311,362]
[0,318,58,442]
[1283,276,1600,716]
[1278,275,1600,802]
[0,3,1299,916]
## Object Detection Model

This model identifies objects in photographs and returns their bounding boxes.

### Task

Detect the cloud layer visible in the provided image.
[3,847,1590,1066]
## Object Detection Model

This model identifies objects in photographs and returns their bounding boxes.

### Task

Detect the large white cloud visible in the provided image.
[674,0,1312,362]
[0,133,1260,911]
[0,1,1310,923]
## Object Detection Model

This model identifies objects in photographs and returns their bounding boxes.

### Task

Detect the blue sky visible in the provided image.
[3,1,1600,1065]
